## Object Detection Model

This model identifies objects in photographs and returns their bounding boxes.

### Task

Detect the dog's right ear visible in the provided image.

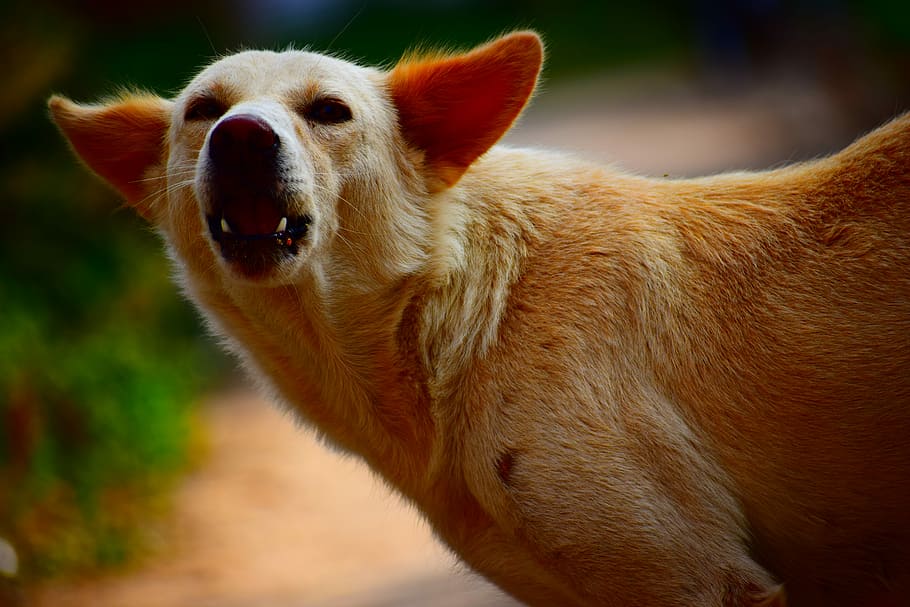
[49,93,173,221]
[389,31,543,192]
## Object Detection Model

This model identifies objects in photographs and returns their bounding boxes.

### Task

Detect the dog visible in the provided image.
[49,31,910,606]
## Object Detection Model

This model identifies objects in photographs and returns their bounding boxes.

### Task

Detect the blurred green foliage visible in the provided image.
[0,2,222,578]
[1,0,907,584]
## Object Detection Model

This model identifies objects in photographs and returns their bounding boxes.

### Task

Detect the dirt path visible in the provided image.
[26,71,850,607]
[28,391,516,607]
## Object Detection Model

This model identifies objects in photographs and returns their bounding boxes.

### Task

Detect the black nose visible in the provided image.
[208,113,279,168]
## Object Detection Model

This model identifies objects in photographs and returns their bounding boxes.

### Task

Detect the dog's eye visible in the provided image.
[304,98,352,125]
[184,96,227,122]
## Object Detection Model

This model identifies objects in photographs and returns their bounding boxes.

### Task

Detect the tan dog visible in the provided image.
[49,32,910,606]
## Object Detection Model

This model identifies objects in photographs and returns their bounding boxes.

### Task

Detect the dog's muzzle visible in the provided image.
[204,113,311,276]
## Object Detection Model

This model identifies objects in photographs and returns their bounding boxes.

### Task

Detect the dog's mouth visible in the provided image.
[199,110,313,280]
[207,213,311,247]
[205,196,312,279]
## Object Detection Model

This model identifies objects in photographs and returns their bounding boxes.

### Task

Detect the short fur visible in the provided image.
[49,32,910,606]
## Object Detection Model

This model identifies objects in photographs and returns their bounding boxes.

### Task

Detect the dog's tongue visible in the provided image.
[222,197,284,235]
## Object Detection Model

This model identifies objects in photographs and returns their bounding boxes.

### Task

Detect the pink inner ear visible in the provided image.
[49,95,171,217]
[390,32,543,189]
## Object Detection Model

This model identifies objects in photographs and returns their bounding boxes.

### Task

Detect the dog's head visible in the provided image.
[49,32,542,286]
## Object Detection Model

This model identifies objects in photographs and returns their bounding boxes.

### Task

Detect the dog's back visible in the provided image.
[690,114,910,605]
[660,113,910,605]
[446,114,910,606]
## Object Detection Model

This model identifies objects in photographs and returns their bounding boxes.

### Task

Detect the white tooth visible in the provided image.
[220,218,232,233]
[275,217,288,233]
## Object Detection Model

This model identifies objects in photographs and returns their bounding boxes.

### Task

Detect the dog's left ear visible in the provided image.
[49,93,173,220]
[389,31,543,191]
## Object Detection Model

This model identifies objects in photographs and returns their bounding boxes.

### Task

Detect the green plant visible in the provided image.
[0,81,219,579]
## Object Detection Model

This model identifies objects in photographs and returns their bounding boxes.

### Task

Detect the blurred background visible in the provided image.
[2,1,908,605]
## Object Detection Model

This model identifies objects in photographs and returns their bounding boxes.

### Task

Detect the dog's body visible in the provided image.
[50,33,910,606]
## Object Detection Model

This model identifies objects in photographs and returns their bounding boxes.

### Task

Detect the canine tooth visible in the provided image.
[275,217,288,233]
[220,218,232,233]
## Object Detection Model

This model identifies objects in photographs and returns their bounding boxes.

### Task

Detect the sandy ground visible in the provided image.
[28,391,515,607]
[24,70,857,607]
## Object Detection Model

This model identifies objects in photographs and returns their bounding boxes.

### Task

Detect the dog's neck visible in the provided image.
[164,155,537,495]
[418,179,541,397]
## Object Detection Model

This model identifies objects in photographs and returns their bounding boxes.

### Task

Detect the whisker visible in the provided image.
[335,193,368,221]
[133,169,196,184]
[338,224,370,237]
[327,3,365,52]
[283,177,369,222]
[333,229,366,254]
[136,177,196,208]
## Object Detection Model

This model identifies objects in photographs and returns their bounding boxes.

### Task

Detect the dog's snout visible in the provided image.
[209,113,279,166]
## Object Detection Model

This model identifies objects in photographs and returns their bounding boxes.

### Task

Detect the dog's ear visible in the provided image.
[389,31,543,191]
[49,93,173,220]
